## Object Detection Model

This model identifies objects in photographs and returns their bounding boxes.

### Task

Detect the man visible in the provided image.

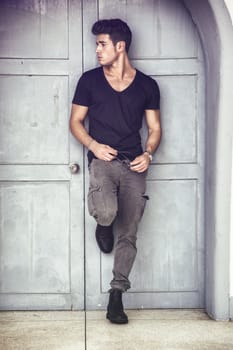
[70,19,161,324]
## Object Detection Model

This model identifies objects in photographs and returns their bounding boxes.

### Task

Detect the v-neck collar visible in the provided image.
[101,67,137,94]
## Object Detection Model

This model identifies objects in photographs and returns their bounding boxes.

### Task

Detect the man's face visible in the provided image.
[95,34,118,66]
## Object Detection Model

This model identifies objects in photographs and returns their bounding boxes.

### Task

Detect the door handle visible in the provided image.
[69,163,80,174]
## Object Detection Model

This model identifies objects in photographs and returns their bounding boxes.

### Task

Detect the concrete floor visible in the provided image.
[0,309,233,350]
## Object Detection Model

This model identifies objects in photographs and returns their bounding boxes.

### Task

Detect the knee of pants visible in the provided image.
[117,236,137,250]
[88,190,117,226]
[95,208,117,226]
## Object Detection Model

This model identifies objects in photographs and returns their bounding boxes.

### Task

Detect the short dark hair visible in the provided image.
[92,19,132,52]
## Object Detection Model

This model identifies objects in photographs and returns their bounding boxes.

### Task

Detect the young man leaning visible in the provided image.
[70,18,161,324]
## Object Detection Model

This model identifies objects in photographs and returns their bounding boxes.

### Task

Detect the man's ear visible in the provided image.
[116,41,126,52]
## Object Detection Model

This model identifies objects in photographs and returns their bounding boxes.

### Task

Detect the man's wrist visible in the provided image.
[87,138,95,151]
[144,150,153,162]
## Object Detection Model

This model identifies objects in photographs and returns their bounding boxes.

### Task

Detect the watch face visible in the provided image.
[145,151,153,162]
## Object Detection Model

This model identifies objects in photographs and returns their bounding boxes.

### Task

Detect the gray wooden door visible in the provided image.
[0,0,205,311]
[0,0,85,310]
[84,0,205,309]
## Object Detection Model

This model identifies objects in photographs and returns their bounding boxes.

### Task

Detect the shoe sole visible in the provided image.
[106,313,128,324]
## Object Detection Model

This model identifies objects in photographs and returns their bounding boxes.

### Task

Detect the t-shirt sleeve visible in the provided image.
[72,73,91,106]
[145,78,160,110]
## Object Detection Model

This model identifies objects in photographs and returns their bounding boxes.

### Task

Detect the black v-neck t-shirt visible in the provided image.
[72,67,160,164]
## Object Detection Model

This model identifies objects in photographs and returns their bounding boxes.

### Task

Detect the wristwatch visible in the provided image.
[144,151,153,162]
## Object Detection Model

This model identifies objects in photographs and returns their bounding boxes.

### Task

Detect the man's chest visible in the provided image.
[90,81,146,112]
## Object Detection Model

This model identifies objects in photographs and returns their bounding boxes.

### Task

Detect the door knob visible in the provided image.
[69,163,80,174]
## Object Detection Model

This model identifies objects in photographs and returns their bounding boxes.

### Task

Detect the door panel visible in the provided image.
[0,0,68,59]
[153,76,197,163]
[132,180,198,292]
[0,182,70,293]
[84,0,205,309]
[98,0,197,58]
[0,0,84,310]
[0,75,68,163]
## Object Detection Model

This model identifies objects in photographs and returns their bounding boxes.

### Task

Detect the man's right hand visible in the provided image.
[89,140,118,161]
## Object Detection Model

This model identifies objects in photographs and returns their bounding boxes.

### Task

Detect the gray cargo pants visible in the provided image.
[88,158,148,292]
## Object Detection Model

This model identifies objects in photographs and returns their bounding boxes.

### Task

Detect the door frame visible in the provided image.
[183,0,233,320]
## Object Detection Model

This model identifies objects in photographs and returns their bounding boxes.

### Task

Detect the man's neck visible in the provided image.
[103,54,135,80]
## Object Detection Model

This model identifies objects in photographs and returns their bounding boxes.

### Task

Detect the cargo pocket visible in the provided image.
[135,194,149,222]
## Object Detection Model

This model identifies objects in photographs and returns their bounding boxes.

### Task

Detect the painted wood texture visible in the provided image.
[0,0,205,310]
[0,0,84,310]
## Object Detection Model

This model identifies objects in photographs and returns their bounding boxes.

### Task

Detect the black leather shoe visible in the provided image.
[95,224,114,253]
[106,289,128,324]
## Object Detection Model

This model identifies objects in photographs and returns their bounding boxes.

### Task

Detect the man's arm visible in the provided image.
[130,109,161,173]
[69,104,117,161]
[144,109,161,155]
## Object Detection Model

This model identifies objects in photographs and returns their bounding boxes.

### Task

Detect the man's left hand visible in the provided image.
[130,153,151,173]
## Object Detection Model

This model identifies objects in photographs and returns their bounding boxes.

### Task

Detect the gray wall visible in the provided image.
[184,0,233,320]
